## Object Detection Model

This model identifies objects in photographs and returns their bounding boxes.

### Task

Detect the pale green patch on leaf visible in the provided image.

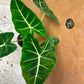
[20,34,56,84]
[10,0,47,38]
[0,32,17,58]
[33,0,59,22]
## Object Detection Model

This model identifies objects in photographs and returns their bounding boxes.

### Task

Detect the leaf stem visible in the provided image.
[41,14,45,21]
[11,39,24,43]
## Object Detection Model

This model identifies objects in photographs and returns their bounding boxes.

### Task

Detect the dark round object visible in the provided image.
[66,18,74,29]
[17,35,23,47]
[4,16,6,18]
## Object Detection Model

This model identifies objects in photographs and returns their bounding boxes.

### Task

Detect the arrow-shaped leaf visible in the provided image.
[10,0,47,38]
[20,34,56,84]
[0,32,17,58]
[33,0,59,22]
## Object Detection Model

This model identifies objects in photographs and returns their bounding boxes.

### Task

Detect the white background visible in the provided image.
[0,0,26,84]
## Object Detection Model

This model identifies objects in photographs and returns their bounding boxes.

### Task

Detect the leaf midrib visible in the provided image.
[38,0,48,14]
[31,38,41,84]
[0,34,13,47]
[0,43,5,47]
[15,0,32,33]
[39,0,43,10]
[30,37,54,84]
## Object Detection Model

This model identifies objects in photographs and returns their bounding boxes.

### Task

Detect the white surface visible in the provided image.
[0,0,26,84]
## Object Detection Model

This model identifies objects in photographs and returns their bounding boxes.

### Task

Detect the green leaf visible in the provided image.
[0,32,17,58]
[40,37,60,47]
[20,34,56,84]
[10,0,47,38]
[53,37,60,45]
[33,0,59,22]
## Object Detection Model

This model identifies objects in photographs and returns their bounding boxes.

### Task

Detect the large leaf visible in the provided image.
[10,0,47,38]
[20,34,56,84]
[0,32,17,58]
[33,0,59,22]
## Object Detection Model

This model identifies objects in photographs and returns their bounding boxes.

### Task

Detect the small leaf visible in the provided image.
[33,0,59,22]
[10,0,47,38]
[20,34,56,84]
[0,32,17,58]
[53,37,60,45]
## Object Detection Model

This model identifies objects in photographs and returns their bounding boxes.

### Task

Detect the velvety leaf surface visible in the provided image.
[20,34,56,84]
[10,0,47,38]
[53,37,60,45]
[33,0,59,22]
[0,32,17,58]
[40,37,60,47]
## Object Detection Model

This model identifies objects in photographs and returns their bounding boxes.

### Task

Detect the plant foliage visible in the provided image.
[0,0,60,84]
[0,32,17,58]
[10,0,47,38]
[33,0,59,21]
[20,34,56,84]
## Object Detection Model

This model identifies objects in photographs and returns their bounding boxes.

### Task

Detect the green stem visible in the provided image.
[11,39,24,43]
[41,14,45,21]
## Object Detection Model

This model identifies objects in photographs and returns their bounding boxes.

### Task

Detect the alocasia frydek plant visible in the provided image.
[0,0,60,84]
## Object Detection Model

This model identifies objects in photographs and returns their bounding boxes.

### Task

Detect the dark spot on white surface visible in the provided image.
[4,69,6,71]
[4,16,6,18]
[17,49,18,51]
[0,59,2,61]
[11,64,13,67]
